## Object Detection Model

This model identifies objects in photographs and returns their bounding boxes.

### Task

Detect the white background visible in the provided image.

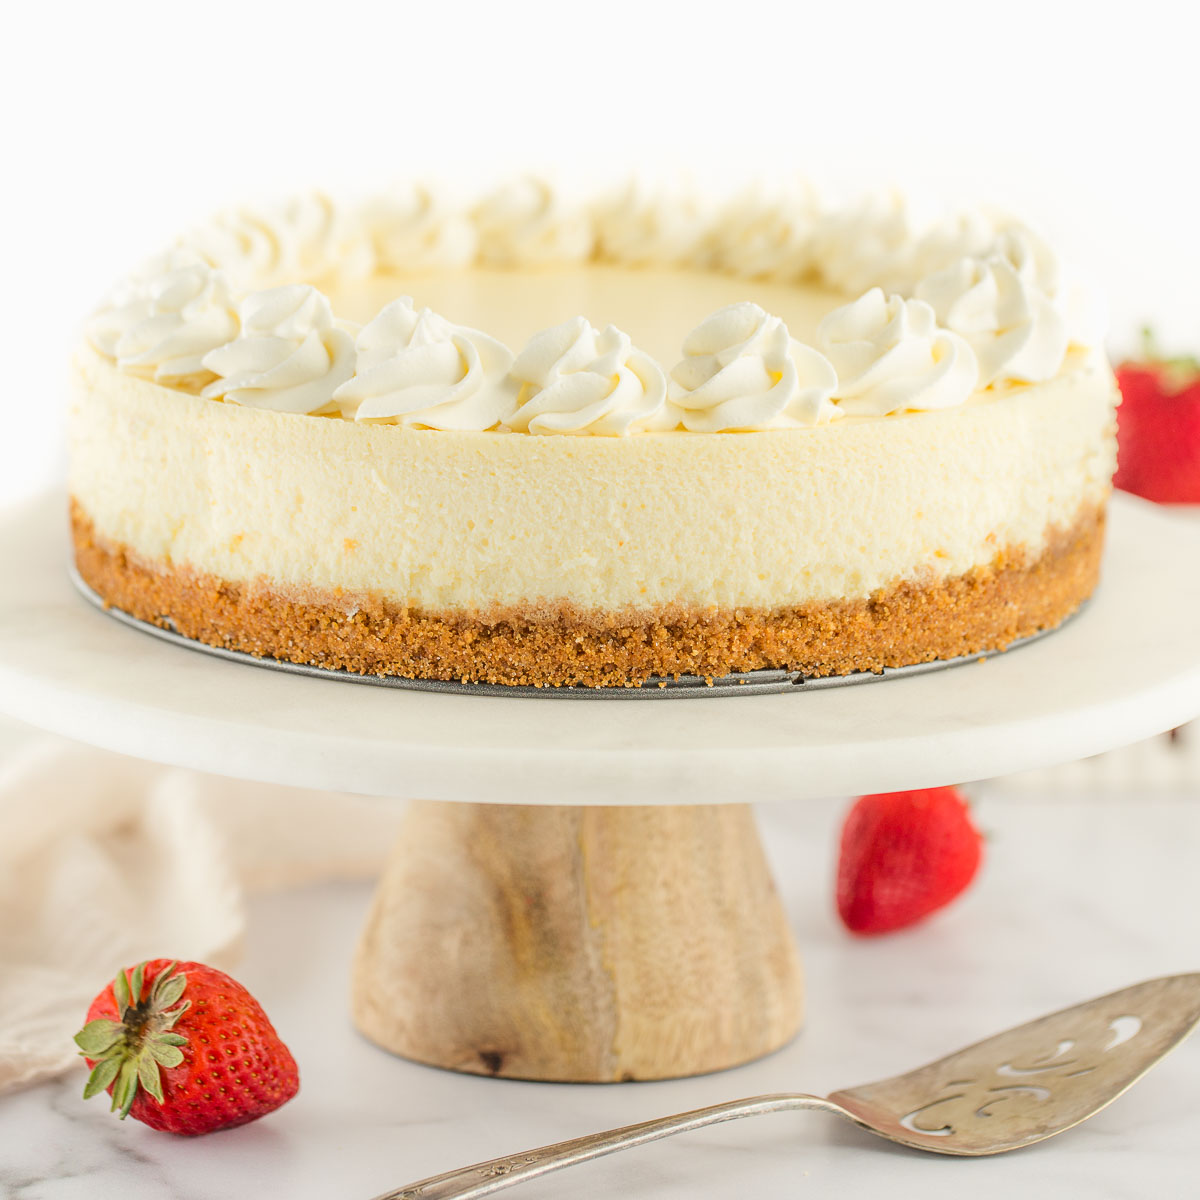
[3,0,1197,507]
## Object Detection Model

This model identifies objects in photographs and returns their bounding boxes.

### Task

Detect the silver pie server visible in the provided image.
[372,973,1200,1200]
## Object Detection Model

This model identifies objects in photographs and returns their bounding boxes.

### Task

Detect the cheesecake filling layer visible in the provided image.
[69,348,1116,616]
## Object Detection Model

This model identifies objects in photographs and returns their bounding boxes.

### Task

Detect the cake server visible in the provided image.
[372,973,1200,1199]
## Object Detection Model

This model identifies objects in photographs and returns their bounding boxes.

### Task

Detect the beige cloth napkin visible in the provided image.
[0,723,402,1093]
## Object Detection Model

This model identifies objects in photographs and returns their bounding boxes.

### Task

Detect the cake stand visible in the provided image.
[4,492,1200,1083]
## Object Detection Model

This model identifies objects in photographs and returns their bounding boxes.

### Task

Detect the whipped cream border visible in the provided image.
[85,179,1105,434]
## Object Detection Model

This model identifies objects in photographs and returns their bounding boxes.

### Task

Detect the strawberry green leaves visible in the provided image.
[74,961,191,1118]
[81,1054,121,1100]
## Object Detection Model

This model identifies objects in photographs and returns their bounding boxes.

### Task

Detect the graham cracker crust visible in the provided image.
[69,500,1105,688]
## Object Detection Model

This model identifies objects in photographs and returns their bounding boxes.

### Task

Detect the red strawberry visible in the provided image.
[1114,333,1200,503]
[836,786,983,936]
[74,959,298,1135]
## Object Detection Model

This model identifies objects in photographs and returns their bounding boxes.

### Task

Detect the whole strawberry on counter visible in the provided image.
[1114,330,1200,503]
[836,786,984,936]
[73,959,298,1135]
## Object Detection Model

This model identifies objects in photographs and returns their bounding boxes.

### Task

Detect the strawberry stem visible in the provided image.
[1136,325,1200,384]
[75,961,190,1118]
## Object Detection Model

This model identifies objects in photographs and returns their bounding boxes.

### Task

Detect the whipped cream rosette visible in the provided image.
[915,255,1069,385]
[592,181,710,267]
[182,192,372,291]
[667,302,838,432]
[812,192,925,298]
[993,222,1107,349]
[474,177,594,268]
[905,209,998,287]
[911,217,1107,386]
[201,285,357,415]
[705,184,820,282]
[507,317,668,435]
[277,191,375,284]
[179,207,290,293]
[333,298,518,429]
[363,183,478,272]
[994,223,1062,297]
[86,251,239,390]
[819,288,979,416]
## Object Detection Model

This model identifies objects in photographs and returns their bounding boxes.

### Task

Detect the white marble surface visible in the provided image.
[4,788,1198,1199]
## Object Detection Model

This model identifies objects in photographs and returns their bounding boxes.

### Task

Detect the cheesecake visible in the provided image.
[68,180,1117,688]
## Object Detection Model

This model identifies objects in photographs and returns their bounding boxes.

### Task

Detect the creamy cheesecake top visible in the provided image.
[82,178,1106,437]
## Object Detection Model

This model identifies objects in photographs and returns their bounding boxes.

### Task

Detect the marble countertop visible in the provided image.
[4,786,1198,1199]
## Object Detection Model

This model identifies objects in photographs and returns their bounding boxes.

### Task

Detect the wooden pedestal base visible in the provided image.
[351,802,803,1081]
